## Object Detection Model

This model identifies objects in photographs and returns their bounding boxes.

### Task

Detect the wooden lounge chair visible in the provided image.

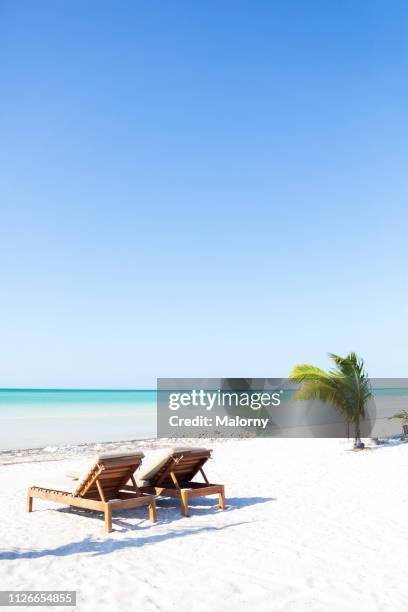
[124,447,225,517]
[27,451,157,532]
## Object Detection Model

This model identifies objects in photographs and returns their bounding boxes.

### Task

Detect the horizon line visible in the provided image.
[0,388,156,392]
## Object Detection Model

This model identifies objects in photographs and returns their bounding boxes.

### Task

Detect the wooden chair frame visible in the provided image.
[124,450,225,516]
[27,455,157,532]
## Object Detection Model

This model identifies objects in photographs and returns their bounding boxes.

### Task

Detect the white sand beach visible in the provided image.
[1,438,407,612]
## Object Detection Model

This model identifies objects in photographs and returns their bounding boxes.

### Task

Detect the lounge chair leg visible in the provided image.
[149,499,157,523]
[180,491,189,517]
[218,485,226,510]
[104,505,112,533]
[27,491,33,512]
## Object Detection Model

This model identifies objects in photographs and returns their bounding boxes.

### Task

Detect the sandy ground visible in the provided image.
[0,438,407,612]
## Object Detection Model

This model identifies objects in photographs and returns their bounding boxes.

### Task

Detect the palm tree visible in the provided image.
[288,352,373,448]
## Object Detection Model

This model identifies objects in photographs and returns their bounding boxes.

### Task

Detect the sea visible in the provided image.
[0,385,407,453]
[0,389,156,451]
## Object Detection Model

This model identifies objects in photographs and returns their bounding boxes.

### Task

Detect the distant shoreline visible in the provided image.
[0,437,158,466]
[0,436,242,466]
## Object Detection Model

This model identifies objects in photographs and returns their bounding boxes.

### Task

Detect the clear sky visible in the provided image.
[1,1,407,388]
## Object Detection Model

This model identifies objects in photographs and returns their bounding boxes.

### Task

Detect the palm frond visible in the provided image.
[289,352,372,429]
[288,364,329,384]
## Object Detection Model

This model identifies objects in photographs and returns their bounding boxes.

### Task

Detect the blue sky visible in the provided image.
[1,1,407,388]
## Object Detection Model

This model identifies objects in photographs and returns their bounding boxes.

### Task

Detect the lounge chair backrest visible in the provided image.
[149,449,212,487]
[73,452,144,501]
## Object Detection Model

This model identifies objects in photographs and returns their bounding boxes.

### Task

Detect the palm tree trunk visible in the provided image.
[354,416,361,447]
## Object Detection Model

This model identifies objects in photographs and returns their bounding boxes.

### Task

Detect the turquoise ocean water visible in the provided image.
[0,390,156,451]
[0,386,407,451]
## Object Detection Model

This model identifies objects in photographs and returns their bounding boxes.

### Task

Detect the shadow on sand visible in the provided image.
[151,494,275,515]
[1,496,275,561]
[1,522,246,560]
